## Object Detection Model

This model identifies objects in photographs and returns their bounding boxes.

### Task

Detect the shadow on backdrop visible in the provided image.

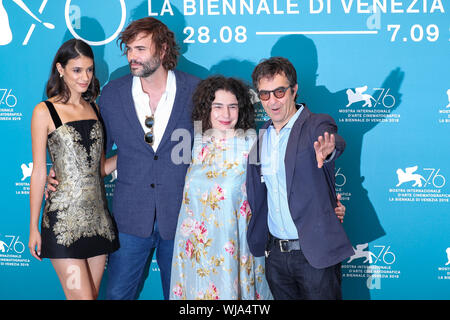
[271,34,404,299]
[51,16,405,300]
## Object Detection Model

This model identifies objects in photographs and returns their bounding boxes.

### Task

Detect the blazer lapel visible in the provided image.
[248,120,271,167]
[285,105,311,199]
[118,75,150,149]
[157,70,187,151]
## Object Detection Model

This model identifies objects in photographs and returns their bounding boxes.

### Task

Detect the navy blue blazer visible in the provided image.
[98,70,200,239]
[246,105,354,269]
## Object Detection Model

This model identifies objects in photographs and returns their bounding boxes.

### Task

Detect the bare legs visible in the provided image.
[51,254,106,300]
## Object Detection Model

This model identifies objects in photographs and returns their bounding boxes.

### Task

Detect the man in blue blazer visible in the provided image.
[247,57,353,299]
[98,18,200,300]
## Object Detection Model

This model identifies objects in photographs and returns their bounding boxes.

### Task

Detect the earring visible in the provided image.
[59,74,63,78]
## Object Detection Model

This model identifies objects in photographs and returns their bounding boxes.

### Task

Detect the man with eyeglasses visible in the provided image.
[246,57,353,300]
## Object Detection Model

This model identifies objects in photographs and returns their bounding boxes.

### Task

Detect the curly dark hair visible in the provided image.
[192,76,255,133]
[46,39,100,103]
[118,17,179,70]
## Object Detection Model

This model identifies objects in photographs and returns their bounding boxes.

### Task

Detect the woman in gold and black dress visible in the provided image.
[29,39,119,300]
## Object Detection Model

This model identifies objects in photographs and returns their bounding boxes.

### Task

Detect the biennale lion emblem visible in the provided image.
[346,85,375,108]
[396,166,425,187]
[347,243,376,264]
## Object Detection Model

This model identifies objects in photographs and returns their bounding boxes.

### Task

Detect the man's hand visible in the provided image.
[335,194,345,223]
[44,167,58,200]
[313,132,335,168]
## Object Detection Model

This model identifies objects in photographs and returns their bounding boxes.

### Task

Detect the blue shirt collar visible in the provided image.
[269,104,304,132]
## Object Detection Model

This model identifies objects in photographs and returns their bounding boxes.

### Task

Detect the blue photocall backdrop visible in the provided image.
[0,0,448,300]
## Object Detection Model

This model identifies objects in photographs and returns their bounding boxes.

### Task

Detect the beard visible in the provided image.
[129,56,161,77]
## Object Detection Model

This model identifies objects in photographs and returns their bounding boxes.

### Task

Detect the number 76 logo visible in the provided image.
[348,243,396,265]
[0,235,25,254]
[346,86,396,109]
[0,89,17,108]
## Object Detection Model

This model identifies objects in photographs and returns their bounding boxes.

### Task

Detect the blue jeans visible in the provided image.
[106,223,174,300]
[265,236,342,300]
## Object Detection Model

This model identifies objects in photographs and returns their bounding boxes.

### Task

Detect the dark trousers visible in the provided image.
[265,236,342,300]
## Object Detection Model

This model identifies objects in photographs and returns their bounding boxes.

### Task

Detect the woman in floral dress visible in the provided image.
[170,76,272,300]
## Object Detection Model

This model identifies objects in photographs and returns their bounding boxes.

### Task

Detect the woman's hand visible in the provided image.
[28,229,42,261]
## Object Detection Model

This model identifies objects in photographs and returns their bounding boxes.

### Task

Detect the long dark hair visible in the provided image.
[192,76,255,132]
[46,39,100,103]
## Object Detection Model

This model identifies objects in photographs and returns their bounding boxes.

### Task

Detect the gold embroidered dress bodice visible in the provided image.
[39,100,119,259]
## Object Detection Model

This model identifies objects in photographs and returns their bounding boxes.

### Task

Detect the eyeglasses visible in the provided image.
[257,86,292,101]
[144,115,154,145]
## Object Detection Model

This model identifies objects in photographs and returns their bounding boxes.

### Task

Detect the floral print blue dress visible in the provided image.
[170,133,272,300]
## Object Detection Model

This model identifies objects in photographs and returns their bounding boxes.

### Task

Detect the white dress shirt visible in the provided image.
[131,70,177,151]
